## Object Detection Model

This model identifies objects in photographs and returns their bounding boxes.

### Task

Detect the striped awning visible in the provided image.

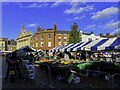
[60,44,74,52]
[49,37,120,52]
[49,45,62,52]
[66,42,84,52]
[54,45,65,52]
[105,37,120,50]
[91,37,120,51]
[72,41,92,51]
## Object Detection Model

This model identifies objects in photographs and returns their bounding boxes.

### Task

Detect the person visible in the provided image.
[64,52,70,61]
[5,52,21,80]
[81,52,86,61]
[30,52,34,63]
[111,53,116,63]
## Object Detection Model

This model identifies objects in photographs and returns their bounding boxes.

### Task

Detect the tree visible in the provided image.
[69,22,80,44]
[106,33,110,38]
[114,33,118,37]
[100,33,104,37]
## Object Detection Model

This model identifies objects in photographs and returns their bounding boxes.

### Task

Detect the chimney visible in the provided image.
[37,26,41,32]
[54,24,57,32]
[91,31,93,34]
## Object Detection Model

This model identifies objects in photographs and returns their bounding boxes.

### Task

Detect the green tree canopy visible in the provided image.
[69,22,81,44]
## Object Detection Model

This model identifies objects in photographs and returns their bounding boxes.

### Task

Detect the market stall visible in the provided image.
[38,37,120,84]
[12,45,39,80]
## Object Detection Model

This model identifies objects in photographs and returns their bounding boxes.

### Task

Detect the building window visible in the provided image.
[48,33,51,39]
[48,42,51,47]
[64,43,67,45]
[58,42,61,45]
[64,39,67,42]
[36,43,38,47]
[58,34,61,37]
[58,34,61,39]
[41,42,43,47]
[10,47,12,51]
[58,39,61,42]
[41,35,43,40]
[88,38,92,41]
[64,34,67,37]
[1,43,5,48]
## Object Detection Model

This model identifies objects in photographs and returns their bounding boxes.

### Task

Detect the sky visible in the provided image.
[2,1,120,40]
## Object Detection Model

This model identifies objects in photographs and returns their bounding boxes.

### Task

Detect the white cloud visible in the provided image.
[91,7,118,20]
[111,28,120,36]
[27,23,38,27]
[79,15,85,19]
[73,16,79,20]
[104,20,120,29]
[84,24,96,30]
[17,2,49,8]
[67,15,85,21]
[52,0,65,7]
[52,1,86,9]
[74,15,85,20]
[64,5,94,14]
[104,20,120,35]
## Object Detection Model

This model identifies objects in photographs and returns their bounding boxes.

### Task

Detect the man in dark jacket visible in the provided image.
[5,52,21,80]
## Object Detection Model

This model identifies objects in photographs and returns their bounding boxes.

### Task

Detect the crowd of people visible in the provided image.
[5,49,119,82]
[50,51,120,64]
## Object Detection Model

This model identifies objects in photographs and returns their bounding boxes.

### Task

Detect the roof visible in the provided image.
[42,28,54,30]
[82,32,93,35]
[0,38,8,41]
[56,31,70,34]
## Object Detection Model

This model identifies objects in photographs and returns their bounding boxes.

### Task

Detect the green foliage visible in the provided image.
[69,22,81,44]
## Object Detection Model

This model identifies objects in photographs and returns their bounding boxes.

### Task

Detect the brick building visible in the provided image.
[30,24,70,51]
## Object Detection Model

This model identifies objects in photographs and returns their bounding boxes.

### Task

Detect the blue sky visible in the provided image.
[2,2,119,40]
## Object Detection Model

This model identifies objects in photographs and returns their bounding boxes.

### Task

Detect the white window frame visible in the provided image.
[58,42,61,45]
[41,42,43,47]
[48,42,51,47]
[36,43,38,47]
[64,43,67,45]
[41,35,43,40]
[58,34,61,39]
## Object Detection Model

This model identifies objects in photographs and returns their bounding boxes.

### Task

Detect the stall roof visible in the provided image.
[49,37,120,52]
[15,45,36,52]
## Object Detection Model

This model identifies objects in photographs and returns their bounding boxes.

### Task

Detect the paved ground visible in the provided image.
[1,55,43,89]
[1,55,120,89]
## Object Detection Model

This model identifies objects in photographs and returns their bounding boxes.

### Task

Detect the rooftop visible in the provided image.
[56,30,70,34]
